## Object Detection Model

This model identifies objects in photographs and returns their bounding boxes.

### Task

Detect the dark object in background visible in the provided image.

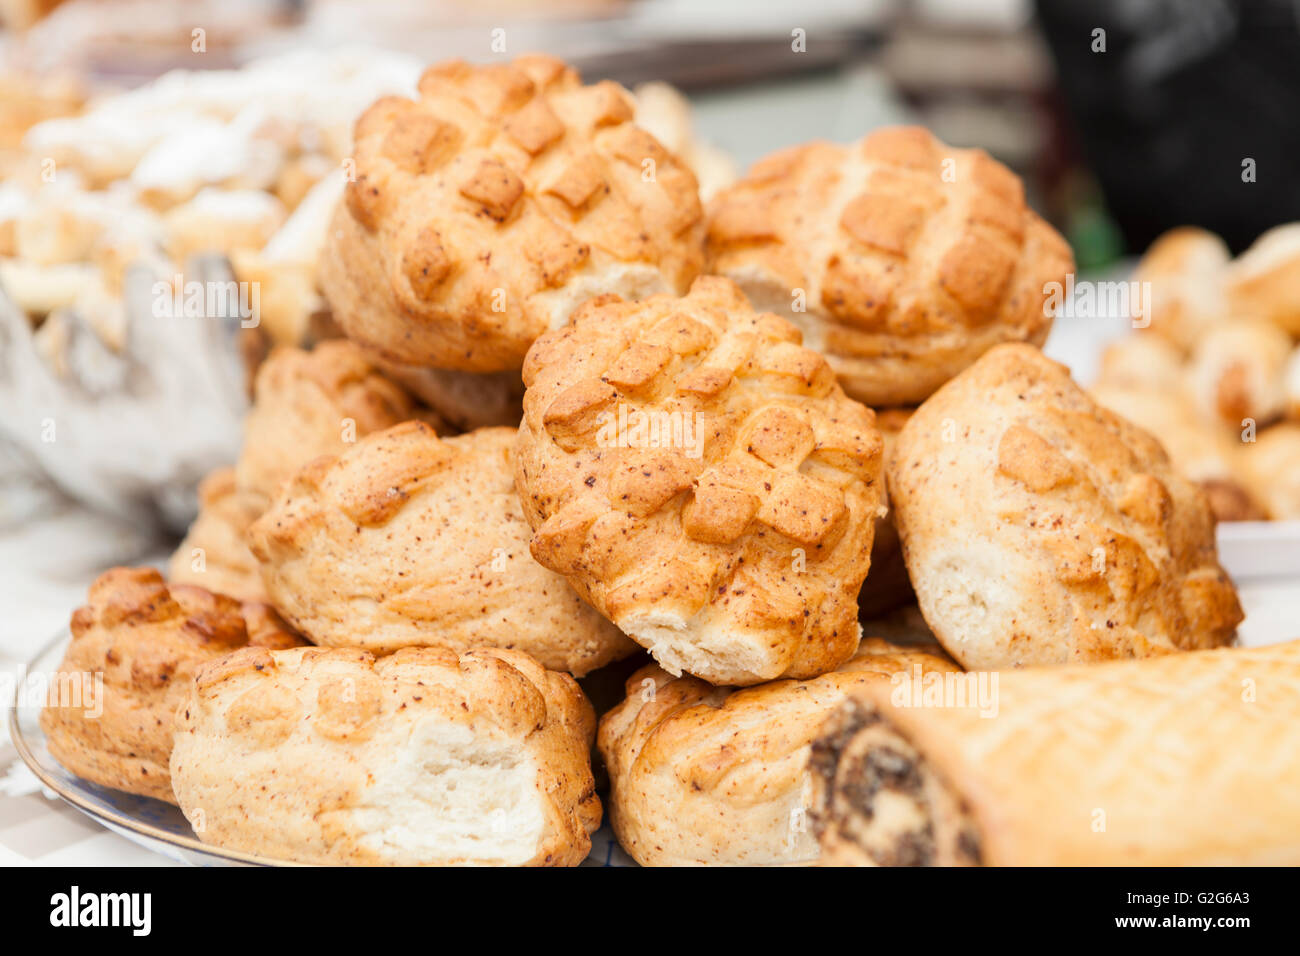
[1037,0,1300,254]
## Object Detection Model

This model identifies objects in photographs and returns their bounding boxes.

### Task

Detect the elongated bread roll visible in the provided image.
[810,641,1300,866]
[598,638,959,866]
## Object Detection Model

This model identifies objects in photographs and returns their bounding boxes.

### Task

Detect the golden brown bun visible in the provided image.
[1225,222,1300,336]
[248,421,634,676]
[890,344,1242,669]
[1186,318,1291,430]
[812,641,1300,866]
[598,638,959,866]
[705,127,1073,406]
[39,568,304,803]
[1239,423,1300,520]
[235,340,443,505]
[1132,226,1231,352]
[170,645,600,865]
[515,276,885,686]
[168,467,267,603]
[319,54,704,372]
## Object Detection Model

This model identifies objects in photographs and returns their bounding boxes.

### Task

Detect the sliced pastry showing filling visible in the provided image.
[811,640,1300,866]
[598,637,959,866]
[809,697,980,867]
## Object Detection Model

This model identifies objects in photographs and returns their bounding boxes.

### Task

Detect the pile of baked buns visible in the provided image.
[40,54,1300,867]
[1091,224,1300,524]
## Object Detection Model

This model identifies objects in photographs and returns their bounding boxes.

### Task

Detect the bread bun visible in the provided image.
[598,638,959,866]
[890,344,1241,668]
[515,276,885,685]
[705,127,1073,405]
[40,568,304,803]
[319,54,704,372]
[170,644,600,865]
[248,421,635,676]
[235,339,443,505]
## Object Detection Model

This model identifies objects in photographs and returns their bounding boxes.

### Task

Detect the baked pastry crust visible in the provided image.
[319,54,704,372]
[1186,318,1291,430]
[1132,226,1231,352]
[170,644,601,865]
[1239,423,1300,520]
[705,127,1073,406]
[235,339,443,505]
[248,421,634,676]
[1225,222,1300,336]
[598,638,959,866]
[1285,346,1300,421]
[811,640,1300,865]
[39,567,304,803]
[515,276,885,686]
[890,343,1242,669]
[168,466,268,602]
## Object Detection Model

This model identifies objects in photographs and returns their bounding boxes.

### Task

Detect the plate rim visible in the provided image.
[8,629,295,867]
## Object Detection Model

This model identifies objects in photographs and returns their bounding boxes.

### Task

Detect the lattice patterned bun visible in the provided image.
[514,276,886,686]
[319,54,705,372]
[705,127,1074,406]
[40,568,304,804]
[248,421,635,676]
[597,638,959,866]
[170,645,601,865]
[889,344,1242,669]
[235,340,443,506]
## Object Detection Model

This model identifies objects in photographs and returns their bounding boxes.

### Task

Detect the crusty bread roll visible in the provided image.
[1238,423,1300,520]
[1131,226,1231,352]
[515,276,885,686]
[168,466,267,602]
[170,644,601,865]
[598,638,959,866]
[811,641,1300,866]
[1089,382,1265,523]
[1186,318,1291,430]
[319,54,704,373]
[248,421,634,676]
[40,567,304,803]
[890,344,1242,669]
[1225,222,1300,336]
[705,126,1073,406]
[235,339,443,505]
